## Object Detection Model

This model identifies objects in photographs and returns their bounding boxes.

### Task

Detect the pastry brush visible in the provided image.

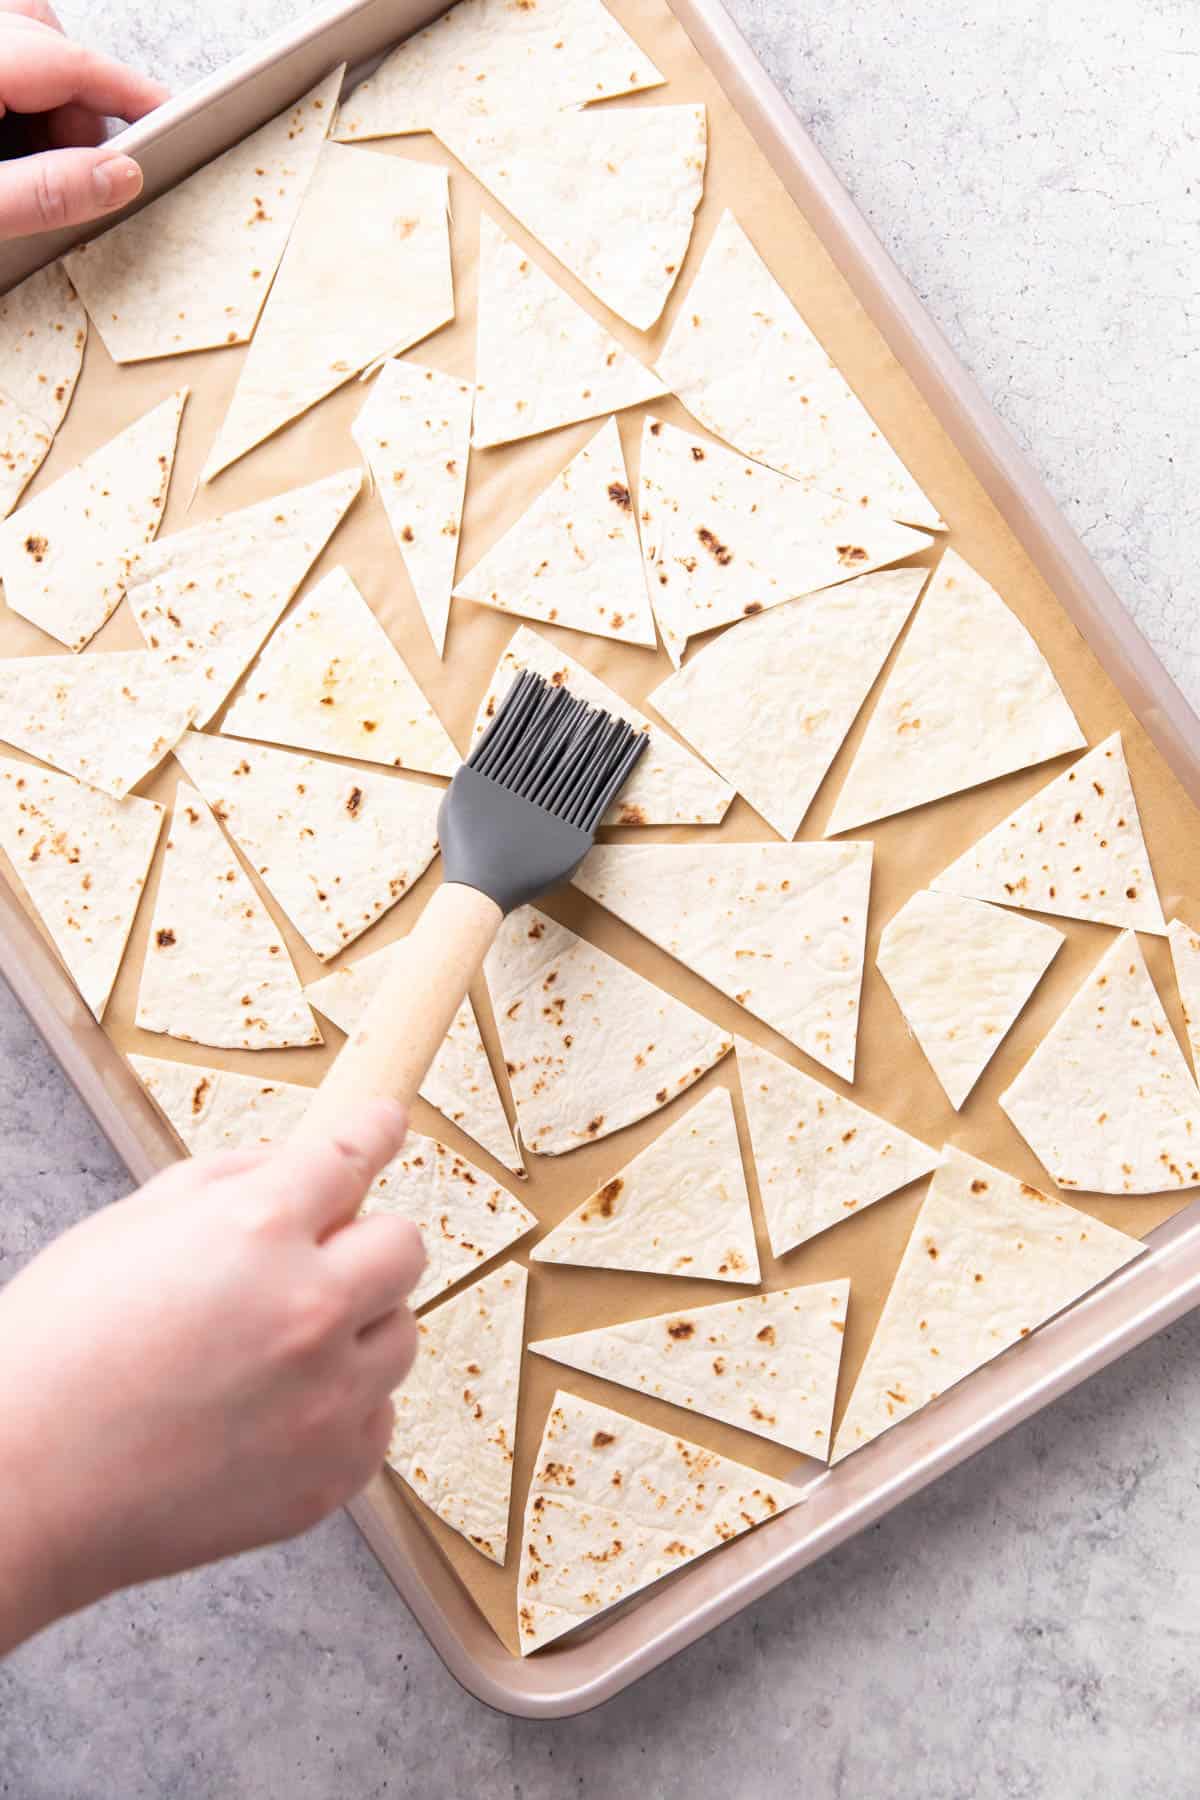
[300,670,646,1140]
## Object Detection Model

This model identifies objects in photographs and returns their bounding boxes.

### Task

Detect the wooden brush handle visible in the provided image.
[299,883,503,1144]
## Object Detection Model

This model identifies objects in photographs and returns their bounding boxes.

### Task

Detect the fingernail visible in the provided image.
[92,154,142,209]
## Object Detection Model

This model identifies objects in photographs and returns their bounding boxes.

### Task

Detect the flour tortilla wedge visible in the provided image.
[486,906,732,1155]
[655,211,941,530]
[63,71,340,364]
[826,549,1085,835]
[472,215,664,449]
[335,0,663,141]
[517,1391,802,1653]
[638,416,930,665]
[472,626,731,826]
[999,930,1200,1195]
[649,568,926,839]
[174,731,441,960]
[931,733,1165,934]
[0,261,85,518]
[531,1086,758,1281]
[531,1279,847,1458]
[385,1262,526,1564]
[1167,919,1200,1081]
[305,939,523,1178]
[202,144,453,481]
[351,360,473,657]
[454,416,654,646]
[737,1038,938,1255]
[128,468,361,726]
[362,1134,537,1309]
[0,753,162,1019]
[135,784,320,1049]
[128,1055,535,1306]
[0,389,187,652]
[877,889,1064,1110]
[442,105,705,332]
[573,841,872,1080]
[831,1148,1142,1462]
[0,646,196,798]
[221,566,458,775]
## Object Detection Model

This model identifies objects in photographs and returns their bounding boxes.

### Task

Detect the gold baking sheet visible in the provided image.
[2,0,1199,1660]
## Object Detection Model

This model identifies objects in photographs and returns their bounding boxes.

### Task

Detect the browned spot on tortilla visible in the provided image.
[971,1179,988,1193]
[667,1320,694,1340]
[155,928,176,947]
[585,1114,604,1136]
[836,544,869,565]
[697,526,732,566]
[617,801,647,825]
[649,420,663,435]
[401,525,414,542]
[528,917,545,939]
[23,535,48,562]
[607,482,631,510]
[690,445,705,461]
[362,719,377,733]
[592,1430,615,1448]
[757,1325,776,1345]
[656,1087,668,1103]
[345,786,363,817]
[190,1077,210,1114]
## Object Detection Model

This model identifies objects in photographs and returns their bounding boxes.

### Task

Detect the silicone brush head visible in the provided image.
[438,669,647,914]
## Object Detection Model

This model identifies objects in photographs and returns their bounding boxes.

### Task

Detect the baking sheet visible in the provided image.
[3,0,1200,1662]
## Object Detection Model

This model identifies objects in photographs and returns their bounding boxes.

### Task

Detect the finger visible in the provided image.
[356,1306,420,1396]
[270,1098,409,1237]
[0,1,64,27]
[359,1399,396,1472]
[0,24,167,121]
[45,103,106,150]
[0,144,141,237]
[203,1144,277,1182]
[323,1211,426,1330]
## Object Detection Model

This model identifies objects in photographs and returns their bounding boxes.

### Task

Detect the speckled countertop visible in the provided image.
[2,5,1198,1796]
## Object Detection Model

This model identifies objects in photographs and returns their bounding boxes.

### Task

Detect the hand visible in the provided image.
[0,0,167,241]
[0,1097,424,1653]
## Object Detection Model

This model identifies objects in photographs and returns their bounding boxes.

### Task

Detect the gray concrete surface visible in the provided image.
[3,3,1198,1796]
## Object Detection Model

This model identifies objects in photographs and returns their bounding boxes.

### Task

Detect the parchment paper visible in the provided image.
[2,0,1199,1657]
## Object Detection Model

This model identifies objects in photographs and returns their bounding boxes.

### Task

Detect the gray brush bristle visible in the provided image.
[468,668,647,832]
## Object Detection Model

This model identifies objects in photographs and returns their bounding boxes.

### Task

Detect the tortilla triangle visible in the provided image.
[335,0,663,141]
[305,939,523,1178]
[0,753,162,1019]
[826,549,1085,835]
[638,416,930,665]
[831,1148,1142,1462]
[532,1278,848,1458]
[649,568,925,837]
[472,215,664,448]
[1167,919,1200,1080]
[486,906,733,1156]
[0,262,85,518]
[202,144,453,480]
[63,70,341,364]
[931,733,1165,934]
[0,389,187,652]
[655,211,942,530]
[443,105,705,332]
[386,1262,527,1564]
[517,1390,802,1653]
[128,1054,536,1306]
[531,1087,757,1280]
[999,930,1200,1194]
[174,731,441,960]
[877,889,1064,1109]
[455,416,653,646]
[472,626,732,826]
[351,360,473,657]
[0,646,196,799]
[573,840,872,1080]
[221,566,457,775]
[128,468,361,726]
[737,1038,938,1254]
[135,784,320,1049]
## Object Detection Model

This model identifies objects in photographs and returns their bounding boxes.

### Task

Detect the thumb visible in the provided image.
[0,144,141,239]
